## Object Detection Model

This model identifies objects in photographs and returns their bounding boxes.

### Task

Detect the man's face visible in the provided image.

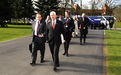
[65,12,69,18]
[50,12,56,21]
[36,14,42,21]
[76,15,78,18]
[82,14,85,18]
[59,16,62,19]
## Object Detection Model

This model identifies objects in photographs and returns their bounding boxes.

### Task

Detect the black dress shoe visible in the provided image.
[30,62,35,66]
[63,52,66,55]
[40,60,44,63]
[80,42,82,45]
[66,53,68,56]
[57,64,60,67]
[53,67,57,71]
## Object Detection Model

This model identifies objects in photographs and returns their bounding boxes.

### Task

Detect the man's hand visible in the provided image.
[38,34,44,37]
[83,27,85,29]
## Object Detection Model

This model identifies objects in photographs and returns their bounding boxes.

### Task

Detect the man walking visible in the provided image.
[79,13,89,45]
[46,11,66,71]
[30,13,46,65]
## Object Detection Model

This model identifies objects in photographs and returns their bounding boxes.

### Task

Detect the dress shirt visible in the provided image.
[35,21,40,36]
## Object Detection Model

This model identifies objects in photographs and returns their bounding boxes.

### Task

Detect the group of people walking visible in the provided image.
[30,11,89,71]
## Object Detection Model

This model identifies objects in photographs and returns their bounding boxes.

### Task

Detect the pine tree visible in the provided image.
[13,0,22,24]
[21,0,35,24]
[13,0,34,24]
[35,0,60,19]
[0,0,13,27]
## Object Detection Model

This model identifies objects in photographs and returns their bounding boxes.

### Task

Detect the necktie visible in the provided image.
[79,24,81,28]
[53,21,55,29]
[37,22,39,35]
[66,21,67,25]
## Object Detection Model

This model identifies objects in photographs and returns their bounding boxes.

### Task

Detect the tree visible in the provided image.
[104,0,120,15]
[89,0,101,15]
[58,0,75,16]
[35,0,60,19]
[80,0,83,14]
[74,0,83,14]
[75,4,80,15]
[113,6,121,21]
[12,0,34,24]
[13,0,22,24]
[83,5,89,9]
[97,0,120,15]
[20,0,35,24]
[0,0,13,27]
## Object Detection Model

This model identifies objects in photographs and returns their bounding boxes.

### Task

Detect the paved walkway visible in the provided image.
[0,29,104,75]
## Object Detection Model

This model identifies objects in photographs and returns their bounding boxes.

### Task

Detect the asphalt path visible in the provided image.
[0,29,104,75]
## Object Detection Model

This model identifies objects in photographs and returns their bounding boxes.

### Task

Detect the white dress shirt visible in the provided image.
[52,19,56,27]
[83,18,84,22]
[35,21,40,36]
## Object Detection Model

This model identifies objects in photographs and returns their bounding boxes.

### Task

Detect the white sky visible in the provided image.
[33,0,121,9]
[75,0,121,5]
[75,0,121,9]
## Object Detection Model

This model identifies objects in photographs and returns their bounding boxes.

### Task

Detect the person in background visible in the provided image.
[79,13,89,45]
[45,15,50,24]
[73,17,79,37]
[62,10,75,56]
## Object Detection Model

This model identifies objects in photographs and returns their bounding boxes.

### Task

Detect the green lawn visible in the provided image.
[11,21,29,24]
[0,24,32,42]
[105,30,121,75]
[115,22,121,28]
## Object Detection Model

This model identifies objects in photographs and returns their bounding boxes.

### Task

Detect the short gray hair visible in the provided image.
[82,13,85,17]
[50,11,56,16]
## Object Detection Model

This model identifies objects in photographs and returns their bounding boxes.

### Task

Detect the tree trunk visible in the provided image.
[27,18,29,23]
[16,18,17,24]
[24,17,25,24]
[1,24,5,27]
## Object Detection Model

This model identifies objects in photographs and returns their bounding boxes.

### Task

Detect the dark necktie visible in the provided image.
[37,22,39,35]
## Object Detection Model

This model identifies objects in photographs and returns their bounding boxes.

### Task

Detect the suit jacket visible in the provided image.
[79,17,89,35]
[63,18,75,39]
[63,18,75,32]
[46,20,66,45]
[58,17,65,24]
[32,20,46,43]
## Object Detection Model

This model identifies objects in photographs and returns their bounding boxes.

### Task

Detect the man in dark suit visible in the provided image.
[79,13,89,45]
[63,11,75,56]
[46,11,66,71]
[30,13,46,66]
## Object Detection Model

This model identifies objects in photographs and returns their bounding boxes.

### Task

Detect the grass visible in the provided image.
[115,22,121,28]
[11,21,29,24]
[105,30,121,75]
[0,24,32,42]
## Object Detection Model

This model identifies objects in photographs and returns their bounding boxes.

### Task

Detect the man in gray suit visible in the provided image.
[30,13,46,66]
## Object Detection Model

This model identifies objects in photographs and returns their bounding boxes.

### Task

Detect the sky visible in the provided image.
[74,0,121,9]
[33,0,121,9]
[75,0,121,5]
